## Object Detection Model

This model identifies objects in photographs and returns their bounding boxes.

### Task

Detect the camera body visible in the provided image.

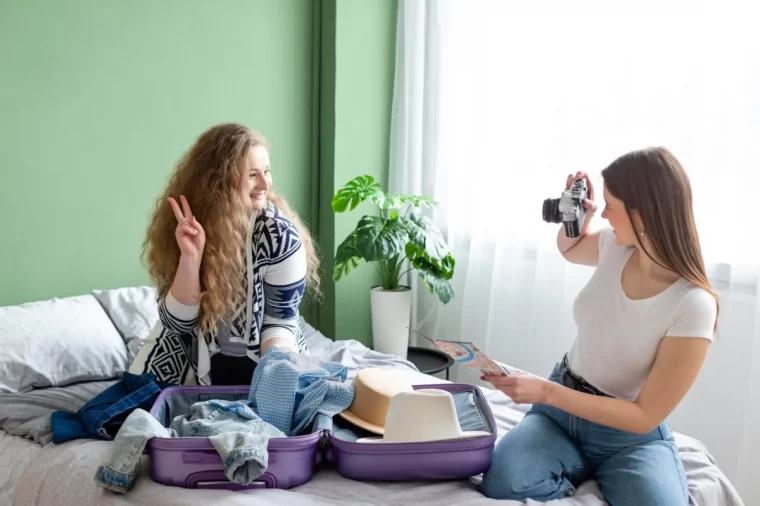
[542,179,587,238]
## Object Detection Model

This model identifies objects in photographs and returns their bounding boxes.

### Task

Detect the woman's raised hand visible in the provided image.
[168,195,206,263]
[565,171,598,222]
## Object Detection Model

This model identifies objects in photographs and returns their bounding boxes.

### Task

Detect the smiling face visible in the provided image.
[601,185,643,246]
[241,144,272,211]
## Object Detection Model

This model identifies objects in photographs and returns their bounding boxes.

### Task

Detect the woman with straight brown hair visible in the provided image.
[129,123,321,386]
[481,147,718,505]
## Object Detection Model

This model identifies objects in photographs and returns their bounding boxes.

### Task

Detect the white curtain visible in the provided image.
[389,0,760,502]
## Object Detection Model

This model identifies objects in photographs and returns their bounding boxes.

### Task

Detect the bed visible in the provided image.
[0,289,745,505]
[0,430,44,505]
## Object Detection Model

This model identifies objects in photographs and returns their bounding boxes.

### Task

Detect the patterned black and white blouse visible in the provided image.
[129,204,308,385]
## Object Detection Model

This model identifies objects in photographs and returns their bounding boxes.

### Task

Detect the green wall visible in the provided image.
[0,0,398,347]
[333,0,398,343]
[0,0,315,312]
[317,0,398,344]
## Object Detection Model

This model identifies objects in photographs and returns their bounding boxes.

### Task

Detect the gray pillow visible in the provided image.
[0,295,128,393]
[92,285,158,362]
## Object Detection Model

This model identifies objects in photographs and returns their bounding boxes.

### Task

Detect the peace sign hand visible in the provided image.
[168,195,206,263]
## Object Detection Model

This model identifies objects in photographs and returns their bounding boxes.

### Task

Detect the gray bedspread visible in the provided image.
[2,323,745,505]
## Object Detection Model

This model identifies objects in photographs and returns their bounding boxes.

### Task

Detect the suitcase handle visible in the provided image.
[183,450,278,465]
[186,470,276,490]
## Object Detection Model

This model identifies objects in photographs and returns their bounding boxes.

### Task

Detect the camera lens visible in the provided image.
[542,198,561,223]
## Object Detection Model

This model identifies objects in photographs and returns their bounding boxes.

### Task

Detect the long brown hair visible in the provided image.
[143,123,321,334]
[601,147,719,328]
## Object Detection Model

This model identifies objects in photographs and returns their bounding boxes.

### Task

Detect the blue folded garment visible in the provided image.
[248,346,355,436]
[51,372,174,444]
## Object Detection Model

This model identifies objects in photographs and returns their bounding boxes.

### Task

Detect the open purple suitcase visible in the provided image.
[147,382,497,490]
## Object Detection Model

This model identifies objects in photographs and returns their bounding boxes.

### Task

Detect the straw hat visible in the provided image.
[337,368,415,434]
[355,389,491,443]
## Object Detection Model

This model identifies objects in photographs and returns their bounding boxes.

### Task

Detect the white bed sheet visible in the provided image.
[0,430,45,505]
[8,324,746,506]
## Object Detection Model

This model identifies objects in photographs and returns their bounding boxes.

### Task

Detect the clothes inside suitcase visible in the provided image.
[147,383,496,490]
[148,386,323,490]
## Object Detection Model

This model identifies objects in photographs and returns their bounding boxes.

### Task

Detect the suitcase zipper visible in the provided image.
[317,429,331,450]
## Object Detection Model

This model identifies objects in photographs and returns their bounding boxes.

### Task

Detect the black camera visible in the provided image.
[542,178,588,238]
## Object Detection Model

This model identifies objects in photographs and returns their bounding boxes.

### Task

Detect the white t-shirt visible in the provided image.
[566,227,717,400]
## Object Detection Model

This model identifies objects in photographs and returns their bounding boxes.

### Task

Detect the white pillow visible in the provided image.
[92,285,158,362]
[0,295,128,393]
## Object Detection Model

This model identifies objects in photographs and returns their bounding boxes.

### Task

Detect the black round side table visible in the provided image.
[406,346,455,380]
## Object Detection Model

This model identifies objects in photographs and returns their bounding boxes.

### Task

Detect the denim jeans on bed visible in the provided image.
[51,372,174,444]
[481,360,688,506]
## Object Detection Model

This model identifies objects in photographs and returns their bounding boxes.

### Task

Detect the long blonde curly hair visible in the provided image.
[143,123,321,334]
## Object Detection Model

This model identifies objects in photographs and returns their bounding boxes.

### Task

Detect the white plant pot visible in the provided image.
[370,286,412,359]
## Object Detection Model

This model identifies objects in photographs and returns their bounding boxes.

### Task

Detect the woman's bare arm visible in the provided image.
[546,337,710,433]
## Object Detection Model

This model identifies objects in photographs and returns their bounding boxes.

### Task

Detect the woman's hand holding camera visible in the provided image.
[555,171,600,258]
[565,171,598,232]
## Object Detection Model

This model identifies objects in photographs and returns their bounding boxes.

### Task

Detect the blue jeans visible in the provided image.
[481,361,688,506]
[51,372,174,444]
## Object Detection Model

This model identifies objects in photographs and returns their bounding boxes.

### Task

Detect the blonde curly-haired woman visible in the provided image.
[129,123,320,386]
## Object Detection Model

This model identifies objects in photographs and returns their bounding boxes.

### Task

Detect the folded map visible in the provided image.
[409,329,511,377]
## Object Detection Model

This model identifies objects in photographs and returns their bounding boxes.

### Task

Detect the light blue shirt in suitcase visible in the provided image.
[248,346,355,436]
[94,400,285,493]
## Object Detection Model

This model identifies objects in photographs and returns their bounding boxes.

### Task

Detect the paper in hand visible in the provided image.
[410,329,510,377]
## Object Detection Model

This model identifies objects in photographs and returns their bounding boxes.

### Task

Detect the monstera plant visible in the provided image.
[331,175,456,357]
[332,175,456,303]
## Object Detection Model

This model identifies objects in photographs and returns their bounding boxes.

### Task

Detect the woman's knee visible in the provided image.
[602,476,688,506]
[481,414,581,501]
[597,440,688,506]
[482,430,542,500]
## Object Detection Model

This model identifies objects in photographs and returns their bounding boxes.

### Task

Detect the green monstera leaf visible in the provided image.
[372,193,438,210]
[355,216,409,262]
[406,242,455,303]
[416,263,455,304]
[404,195,438,209]
[333,231,362,281]
[403,214,453,275]
[331,175,383,213]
